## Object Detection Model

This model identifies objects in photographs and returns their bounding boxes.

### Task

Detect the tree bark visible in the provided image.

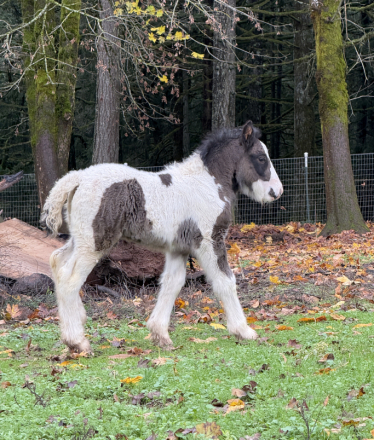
[92,0,121,164]
[56,0,81,177]
[310,0,369,235]
[294,0,315,157]
[21,0,81,208]
[182,70,190,156]
[212,0,236,130]
[202,34,213,132]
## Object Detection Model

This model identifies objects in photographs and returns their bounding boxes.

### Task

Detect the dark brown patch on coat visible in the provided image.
[212,203,232,277]
[92,179,153,252]
[174,218,203,253]
[159,173,172,187]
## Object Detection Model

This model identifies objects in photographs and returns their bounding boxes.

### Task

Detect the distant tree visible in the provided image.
[92,0,121,164]
[212,0,236,129]
[310,0,369,235]
[294,0,315,156]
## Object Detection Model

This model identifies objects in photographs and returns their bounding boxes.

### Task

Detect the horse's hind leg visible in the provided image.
[51,243,101,353]
[147,252,187,347]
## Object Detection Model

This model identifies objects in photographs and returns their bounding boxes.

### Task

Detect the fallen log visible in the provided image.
[0,171,23,192]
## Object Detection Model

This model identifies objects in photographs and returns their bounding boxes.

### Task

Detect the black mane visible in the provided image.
[197,124,261,164]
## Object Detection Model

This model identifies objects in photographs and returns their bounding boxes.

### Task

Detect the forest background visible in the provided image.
[0,0,373,236]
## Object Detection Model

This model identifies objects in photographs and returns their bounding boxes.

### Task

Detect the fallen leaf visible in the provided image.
[342,419,360,427]
[5,304,21,320]
[286,397,298,409]
[151,357,168,366]
[324,428,341,436]
[318,353,334,363]
[294,275,308,282]
[246,317,257,324]
[242,381,258,394]
[297,316,327,323]
[265,236,273,245]
[210,323,226,330]
[228,242,241,255]
[331,301,345,309]
[330,313,346,321]
[189,337,217,343]
[276,325,293,331]
[0,349,13,356]
[175,298,185,309]
[288,339,302,349]
[250,300,260,308]
[106,311,117,320]
[59,360,74,367]
[336,276,352,286]
[323,395,329,406]
[228,398,245,406]
[269,276,281,284]
[315,367,335,375]
[353,323,372,329]
[120,376,143,384]
[231,388,247,397]
[1,381,11,388]
[241,223,256,232]
[195,421,222,438]
[108,354,132,360]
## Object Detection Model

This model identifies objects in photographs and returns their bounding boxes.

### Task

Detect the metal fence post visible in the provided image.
[304,152,311,223]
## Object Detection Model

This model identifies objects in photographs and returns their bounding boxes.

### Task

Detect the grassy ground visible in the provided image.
[2,222,374,439]
[1,302,374,440]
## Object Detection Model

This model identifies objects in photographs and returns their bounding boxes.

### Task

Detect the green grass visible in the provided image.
[1,312,374,440]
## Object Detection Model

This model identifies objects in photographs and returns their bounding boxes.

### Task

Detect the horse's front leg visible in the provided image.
[147,252,187,347]
[196,242,258,340]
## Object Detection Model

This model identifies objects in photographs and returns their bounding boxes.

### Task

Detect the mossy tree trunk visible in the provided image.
[310,0,369,236]
[21,0,81,208]
[56,0,81,177]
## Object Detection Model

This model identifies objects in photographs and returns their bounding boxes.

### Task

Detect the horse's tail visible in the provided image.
[40,170,82,237]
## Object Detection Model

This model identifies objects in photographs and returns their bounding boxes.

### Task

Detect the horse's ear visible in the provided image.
[241,120,258,149]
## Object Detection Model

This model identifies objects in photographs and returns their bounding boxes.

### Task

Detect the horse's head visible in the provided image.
[236,120,283,203]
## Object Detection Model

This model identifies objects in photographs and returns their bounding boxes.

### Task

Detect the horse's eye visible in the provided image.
[258,156,266,163]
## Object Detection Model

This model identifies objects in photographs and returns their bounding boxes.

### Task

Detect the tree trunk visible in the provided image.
[212,0,236,130]
[202,35,213,132]
[294,0,315,157]
[310,0,369,235]
[92,0,121,164]
[182,70,190,156]
[56,0,81,177]
[21,0,81,208]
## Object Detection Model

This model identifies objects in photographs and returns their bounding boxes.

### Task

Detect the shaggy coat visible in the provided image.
[41,121,283,353]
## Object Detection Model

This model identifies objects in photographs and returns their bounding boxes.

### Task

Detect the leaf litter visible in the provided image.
[1,222,374,438]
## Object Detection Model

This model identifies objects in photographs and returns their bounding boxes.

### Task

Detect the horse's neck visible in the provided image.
[167,152,237,204]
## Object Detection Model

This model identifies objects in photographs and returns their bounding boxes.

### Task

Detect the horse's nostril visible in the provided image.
[269,188,276,199]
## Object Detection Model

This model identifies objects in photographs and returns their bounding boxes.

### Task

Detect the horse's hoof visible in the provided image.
[66,338,93,355]
[151,333,174,349]
[231,325,258,341]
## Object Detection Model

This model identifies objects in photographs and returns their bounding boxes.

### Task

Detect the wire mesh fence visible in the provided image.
[1,153,374,227]
[0,173,40,226]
